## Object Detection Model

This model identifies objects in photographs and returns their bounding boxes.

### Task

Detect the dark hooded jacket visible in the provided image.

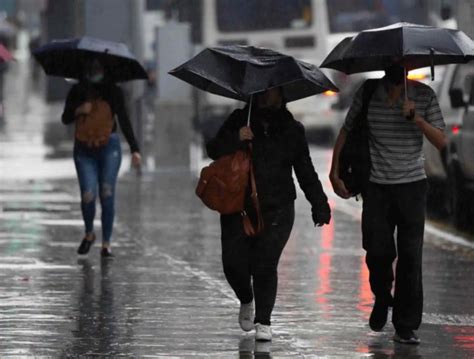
[206,106,330,220]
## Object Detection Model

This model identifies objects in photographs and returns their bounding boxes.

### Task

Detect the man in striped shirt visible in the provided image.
[330,64,446,344]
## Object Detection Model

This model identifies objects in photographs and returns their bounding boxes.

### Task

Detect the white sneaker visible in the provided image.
[255,323,272,341]
[239,302,254,332]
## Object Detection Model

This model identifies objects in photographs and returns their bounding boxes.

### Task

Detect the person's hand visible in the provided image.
[312,202,331,227]
[330,174,351,199]
[239,126,254,141]
[131,152,142,169]
[75,101,92,117]
[403,100,416,120]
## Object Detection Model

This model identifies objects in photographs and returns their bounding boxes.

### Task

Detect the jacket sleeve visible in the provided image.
[61,85,82,125]
[113,85,140,153]
[293,122,329,208]
[206,109,245,160]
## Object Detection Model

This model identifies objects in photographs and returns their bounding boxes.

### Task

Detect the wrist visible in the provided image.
[414,114,424,127]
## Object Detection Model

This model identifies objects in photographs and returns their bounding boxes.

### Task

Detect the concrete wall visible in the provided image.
[456,0,474,38]
[155,22,193,169]
[41,0,83,102]
[84,0,132,44]
[83,0,146,153]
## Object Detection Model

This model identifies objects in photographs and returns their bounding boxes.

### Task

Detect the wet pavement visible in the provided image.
[1,58,474,358]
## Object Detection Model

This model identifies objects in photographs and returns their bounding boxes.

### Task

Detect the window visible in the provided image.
[216,0,312,32]
[327,0,429,33]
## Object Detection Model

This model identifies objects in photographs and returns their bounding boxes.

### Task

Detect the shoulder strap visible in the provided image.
[242,144,264,237]
[361,79,379,111]
[355,79,379,128]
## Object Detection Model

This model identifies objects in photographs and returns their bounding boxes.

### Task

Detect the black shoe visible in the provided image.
[77,234,96,255]
[394,329,420,345]
[100,247,115,259]
[369,300,389,331]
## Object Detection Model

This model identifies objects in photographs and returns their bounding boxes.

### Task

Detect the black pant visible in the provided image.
[362,180,427,331]
[220,203,295,325]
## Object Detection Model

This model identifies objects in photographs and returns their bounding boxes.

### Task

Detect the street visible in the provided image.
[1,57,474,358]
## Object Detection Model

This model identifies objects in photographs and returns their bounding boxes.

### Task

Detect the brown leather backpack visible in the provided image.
[75,99,114,147]
[195,147,264,237]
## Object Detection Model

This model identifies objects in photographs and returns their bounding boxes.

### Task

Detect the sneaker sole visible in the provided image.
[369,324,386,332]
[239,321,254,332]
[393,335,420,345]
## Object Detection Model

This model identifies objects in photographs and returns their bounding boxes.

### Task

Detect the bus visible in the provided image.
[191,0,330,143]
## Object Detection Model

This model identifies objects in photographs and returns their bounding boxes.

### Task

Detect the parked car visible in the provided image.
[424,62,474,228]
[287,71,377,146]
[445,62,474,227]
[424,65,454,212]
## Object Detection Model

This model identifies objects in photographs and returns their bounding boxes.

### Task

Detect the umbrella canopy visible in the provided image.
[33,36,148,82]
[169,45,338,103]
[321,22,474,74]
[0,43,13,63]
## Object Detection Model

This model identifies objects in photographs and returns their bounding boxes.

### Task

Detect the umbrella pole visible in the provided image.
[404,67,408,102]
[404,67,416,120]
[247,94,253,127]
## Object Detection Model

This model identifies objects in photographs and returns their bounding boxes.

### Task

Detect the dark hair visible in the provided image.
[81,58,108,81]
[249,87,287,109]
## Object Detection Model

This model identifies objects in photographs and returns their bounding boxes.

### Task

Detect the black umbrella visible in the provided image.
[321,22,474,77]
[169,45,338,104]
[33,36,148,82]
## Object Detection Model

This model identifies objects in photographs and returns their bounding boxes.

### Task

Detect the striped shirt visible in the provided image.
[343,78,445,184]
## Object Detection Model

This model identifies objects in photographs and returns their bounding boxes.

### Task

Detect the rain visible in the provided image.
[1,0,474,357]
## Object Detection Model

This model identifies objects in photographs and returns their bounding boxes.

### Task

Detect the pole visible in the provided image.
[404,67,408,102]
[247,94,253,127]
[404,66,415,120]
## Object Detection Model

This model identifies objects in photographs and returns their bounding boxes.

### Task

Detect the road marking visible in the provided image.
[424,224,474,249]
[34,219,101,227]
[423,313,474,326]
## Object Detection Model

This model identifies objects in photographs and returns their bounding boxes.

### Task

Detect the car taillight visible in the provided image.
[323,90,337,97]
[451,125,461,135]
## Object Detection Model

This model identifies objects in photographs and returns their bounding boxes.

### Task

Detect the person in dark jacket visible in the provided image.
[206,87,331,341]
[62,59,141,258]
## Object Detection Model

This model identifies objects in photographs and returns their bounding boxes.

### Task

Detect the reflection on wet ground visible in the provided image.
[1,171,474,357]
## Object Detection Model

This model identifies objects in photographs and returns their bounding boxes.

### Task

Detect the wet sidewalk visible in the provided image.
[1,59,474,357]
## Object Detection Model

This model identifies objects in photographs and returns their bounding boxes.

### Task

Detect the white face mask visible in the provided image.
[88,73,104,83]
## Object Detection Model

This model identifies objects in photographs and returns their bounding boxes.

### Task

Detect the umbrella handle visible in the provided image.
[430,48,435,81]
[404,67,415,120]
[404,67,408,102]
[247,94,253,127]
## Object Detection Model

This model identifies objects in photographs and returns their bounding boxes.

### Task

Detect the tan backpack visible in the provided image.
[75,99,114,147]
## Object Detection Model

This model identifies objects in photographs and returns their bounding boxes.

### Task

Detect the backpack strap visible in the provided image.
[242,144,264,237]
[360,79,380,118]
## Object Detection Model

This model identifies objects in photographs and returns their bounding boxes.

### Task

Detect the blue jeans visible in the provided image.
[73,133,122,244]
